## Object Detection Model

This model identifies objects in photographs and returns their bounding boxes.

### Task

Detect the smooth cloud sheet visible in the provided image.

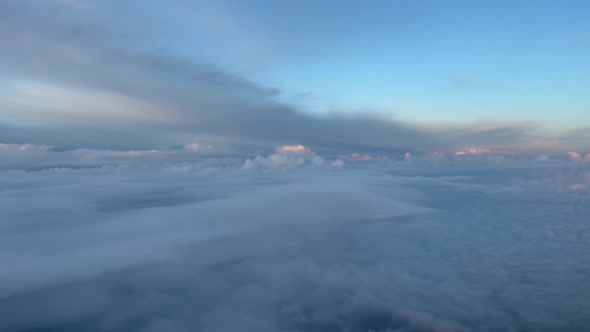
[0,152,589,331]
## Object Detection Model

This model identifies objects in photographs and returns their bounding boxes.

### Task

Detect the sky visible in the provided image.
[172,0,590,123]
[1,0,589,155]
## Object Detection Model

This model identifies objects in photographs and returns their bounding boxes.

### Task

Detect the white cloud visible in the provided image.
[242,153,305,170]
[455,147,494,155]
[183,143,213,152]
[275,144,311,155]
[242,147,343,170]
[330,159,344,168]
[310,155,324,167]
[339,153,386,162]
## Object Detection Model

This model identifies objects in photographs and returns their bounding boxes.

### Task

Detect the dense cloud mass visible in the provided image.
[1,148,589,331]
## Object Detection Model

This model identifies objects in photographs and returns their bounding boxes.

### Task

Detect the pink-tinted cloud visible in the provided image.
[275,145,311,155]
[568,152,582,160]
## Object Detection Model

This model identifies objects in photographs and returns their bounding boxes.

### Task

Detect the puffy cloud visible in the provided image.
[568,151,582,160]
[242,153,305,170]
[242,151,342,171]
[275,144,311,155]
[310,155,325,167]
[339,153,383,162]
[330,159,345,168]
[242,145,344,170]
[567,152,590,162]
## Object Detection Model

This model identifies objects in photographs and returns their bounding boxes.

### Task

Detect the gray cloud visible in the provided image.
[556,126,590,150]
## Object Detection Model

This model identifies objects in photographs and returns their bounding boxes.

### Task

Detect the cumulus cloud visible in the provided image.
[568,152,582,160]
[330,159,345,168]
[242,150,343,171]
[241,145,344,171]
[242,153,305,170]
[566,151,590,162]
[275,145,312,155]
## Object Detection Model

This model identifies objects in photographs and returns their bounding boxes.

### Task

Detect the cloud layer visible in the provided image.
[1,148,589,331]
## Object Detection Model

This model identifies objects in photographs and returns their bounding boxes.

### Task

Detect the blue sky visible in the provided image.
[129,0,590,125]
[0,0,589,153]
